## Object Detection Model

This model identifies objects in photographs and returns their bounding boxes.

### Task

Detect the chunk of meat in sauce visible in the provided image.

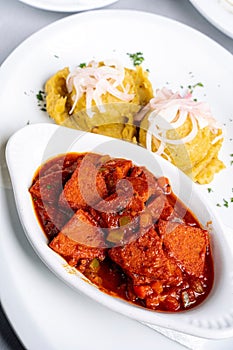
[30,170,68,205]
[147,194,174,222]
[100,158,132,194]
[158,220,209,277]
[95,167,160,229]
[59,158,108,212]
[32,199,70,239]
[109,227,183,286]
[59,209,105,248]
[95,178,146,229]
[129,166,163,198]
[30,153,83,204]
[49,209,106,266]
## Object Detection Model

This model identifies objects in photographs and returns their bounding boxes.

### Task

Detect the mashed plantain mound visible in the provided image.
[45,60,224,185]
[138,88,225,184]
[45,60,153,141]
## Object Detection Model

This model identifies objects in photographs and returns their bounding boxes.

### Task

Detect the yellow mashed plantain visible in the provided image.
[45,64,153,141]
[44,62,224,185]
[139,112,225,184]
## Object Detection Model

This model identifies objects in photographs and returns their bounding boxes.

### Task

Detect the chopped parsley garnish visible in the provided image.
[36,90,45,101]
[79,62,86,68]
[230,154,233,166]
[193,82,204,88]
[188,82,204,94]
[36,90,46,111]
[127,52,144,66]
[207,188,213,193]
[217,197,233,208]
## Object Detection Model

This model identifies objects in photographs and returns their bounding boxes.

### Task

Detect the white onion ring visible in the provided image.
[66,60,135,117]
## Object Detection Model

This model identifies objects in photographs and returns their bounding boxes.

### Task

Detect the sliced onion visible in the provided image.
[211,134,224,145]
[151,115,198,145]
[146,87,220,131]
[66,60,135,116]
[142,87,222,156]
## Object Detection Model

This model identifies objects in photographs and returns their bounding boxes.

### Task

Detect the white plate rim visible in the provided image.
[189,0,233,39]
[17,0,118,12]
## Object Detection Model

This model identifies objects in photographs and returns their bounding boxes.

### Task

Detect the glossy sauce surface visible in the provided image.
[29,152,214,312]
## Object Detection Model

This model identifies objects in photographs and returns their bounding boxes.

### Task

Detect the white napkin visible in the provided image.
[144,323,207,349]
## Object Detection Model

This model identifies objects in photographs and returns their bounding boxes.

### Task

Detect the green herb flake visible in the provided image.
[231,198,233,203]
[119,216,131,227]
[79,62,86,68]
[193,82,204,88]
[99,167,107,173]
[216,203,221,207]
[127,52,144,66]
[89,258,100,271]
[107,229,124,244]
[46,184,52,189]
[207,188,213,193]
[188,82,204,94]
[223,199,229,208]
[36,90,46,111]
[36,90,44,101]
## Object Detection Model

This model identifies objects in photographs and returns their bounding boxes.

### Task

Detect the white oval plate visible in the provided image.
[18,0,118,12]
[189,0,233,39]
[0,10,232,227]
[5,123,233,339]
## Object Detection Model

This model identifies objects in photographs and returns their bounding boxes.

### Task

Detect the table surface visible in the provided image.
[0,0,232,349]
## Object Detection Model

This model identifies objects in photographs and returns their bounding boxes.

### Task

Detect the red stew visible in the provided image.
[29,152,214,312]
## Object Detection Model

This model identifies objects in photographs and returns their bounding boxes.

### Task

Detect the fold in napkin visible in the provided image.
[144,323,207,349]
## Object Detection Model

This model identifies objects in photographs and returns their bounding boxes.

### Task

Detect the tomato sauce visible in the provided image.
[29,152,214,312]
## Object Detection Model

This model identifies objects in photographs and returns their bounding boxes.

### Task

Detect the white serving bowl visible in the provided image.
[6,123,233,339]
